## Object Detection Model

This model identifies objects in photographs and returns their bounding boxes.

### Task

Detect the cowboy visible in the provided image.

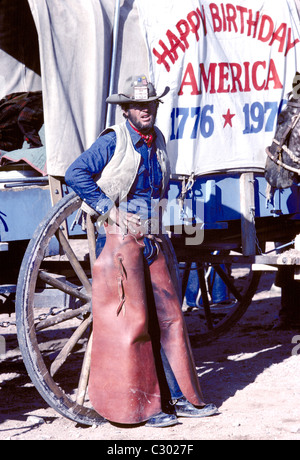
[65,74,218,427]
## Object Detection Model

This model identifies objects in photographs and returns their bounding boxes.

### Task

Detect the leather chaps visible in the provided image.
[88,223,204,424]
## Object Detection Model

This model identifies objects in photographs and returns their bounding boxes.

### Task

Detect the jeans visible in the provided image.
[160,348,183,400]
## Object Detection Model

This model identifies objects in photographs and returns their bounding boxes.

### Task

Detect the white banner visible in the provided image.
[136,0,300,176]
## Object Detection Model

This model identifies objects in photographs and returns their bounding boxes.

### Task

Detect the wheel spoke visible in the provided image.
[55,228,92,294]
[16,192,103,426]
[197,266,213,330]
[86,215,97,270]
[38,270,91,303]
[76,331,93,405]
[50,314,92,377]
[180,256,261,344]
[212,264,243,301]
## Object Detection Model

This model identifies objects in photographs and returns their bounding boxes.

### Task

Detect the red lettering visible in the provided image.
[154,4,296,76]
[187,11,201,41]
[269,23,287,53]
[226,4,238,33]
[236,5,248,34]
[166,29,185,61]
[180,59,282,95]
[243,62,251,92]
[265,58,283,90]
[218,63,230,93]
[152,30,185,72]
[176,20,190,49]
[252,61,266,90]
[229,63,243,92]
[247,10,260,38]
[209,3,222,32]
[178,62,200,95]
[196,7,207,36]
[200,63,217,94]
[220,4,227,32]
[153,40,174,72]
[285,27,300,56]
[257,15,274,43]
[152,8,207,72]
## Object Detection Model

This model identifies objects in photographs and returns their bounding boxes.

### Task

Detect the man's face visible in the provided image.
[124,101,158,134]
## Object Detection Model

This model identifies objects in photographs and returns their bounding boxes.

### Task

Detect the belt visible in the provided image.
[101,215,162,240]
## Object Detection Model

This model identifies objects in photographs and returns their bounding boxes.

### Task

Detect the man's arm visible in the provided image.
[65,131,141,233]
[65,132,116,215]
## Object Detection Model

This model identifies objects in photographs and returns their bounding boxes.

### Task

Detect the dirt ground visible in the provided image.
[0,270,300,442]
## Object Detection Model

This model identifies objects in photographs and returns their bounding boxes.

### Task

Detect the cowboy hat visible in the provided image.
[106,74,170,104]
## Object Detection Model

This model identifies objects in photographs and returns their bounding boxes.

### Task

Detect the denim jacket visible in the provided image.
[65,121,169,220]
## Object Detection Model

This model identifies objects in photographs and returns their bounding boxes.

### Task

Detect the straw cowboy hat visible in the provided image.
[106,74,170,104]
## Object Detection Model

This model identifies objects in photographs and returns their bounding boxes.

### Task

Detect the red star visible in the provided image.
[222,109,235,128]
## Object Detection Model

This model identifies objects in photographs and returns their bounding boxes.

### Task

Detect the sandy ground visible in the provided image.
[0,270,300,442]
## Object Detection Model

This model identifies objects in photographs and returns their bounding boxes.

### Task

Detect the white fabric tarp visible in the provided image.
[27,0,114,176]
[0,51,41,100]
[26,0,300,177]
[137,0,300,176]
[0,0,41,99]
[27,0,149,176]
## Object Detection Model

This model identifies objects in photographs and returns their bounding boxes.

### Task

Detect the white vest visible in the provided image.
[82,122,170,217]
[97,122,170,201]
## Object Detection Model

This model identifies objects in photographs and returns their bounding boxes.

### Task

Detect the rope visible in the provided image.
[179,172,195,219]
[266,147,300,175]
[115,254,127,316]
[266,113,300,175]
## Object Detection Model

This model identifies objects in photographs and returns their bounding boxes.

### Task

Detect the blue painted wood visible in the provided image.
[165,173,300,228]
[0,187,52,241]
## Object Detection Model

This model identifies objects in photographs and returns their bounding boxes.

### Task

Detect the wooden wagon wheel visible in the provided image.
[15,191,182,425]
[180,255,261,344]
[16,190,261,424]
[16,191,102,426]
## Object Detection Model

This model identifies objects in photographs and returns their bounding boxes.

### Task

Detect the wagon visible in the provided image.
[1,0,300,426]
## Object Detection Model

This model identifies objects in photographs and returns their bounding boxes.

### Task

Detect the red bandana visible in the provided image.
[129,122,154,147]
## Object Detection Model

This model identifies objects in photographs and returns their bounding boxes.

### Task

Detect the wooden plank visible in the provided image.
[240,172,256,256]
[252,264,278,271]
[294,234,300,280]
[55,228,92,295]
[50,315,92,377]
[86,215,97,270]
[38,270,91,303]
[76,332,93,405]
[48,176,64,206]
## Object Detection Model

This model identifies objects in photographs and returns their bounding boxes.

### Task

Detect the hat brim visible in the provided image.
[106,86,170,104]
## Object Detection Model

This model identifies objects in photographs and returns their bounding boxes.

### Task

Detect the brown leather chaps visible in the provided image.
[89,223,204,424]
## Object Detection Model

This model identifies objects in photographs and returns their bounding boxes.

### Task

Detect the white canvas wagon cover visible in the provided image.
[3,0,300,177]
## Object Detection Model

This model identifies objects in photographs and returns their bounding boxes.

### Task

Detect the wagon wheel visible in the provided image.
[181,255,261,344]
[16,191,103,426]
[15,191,181,426]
